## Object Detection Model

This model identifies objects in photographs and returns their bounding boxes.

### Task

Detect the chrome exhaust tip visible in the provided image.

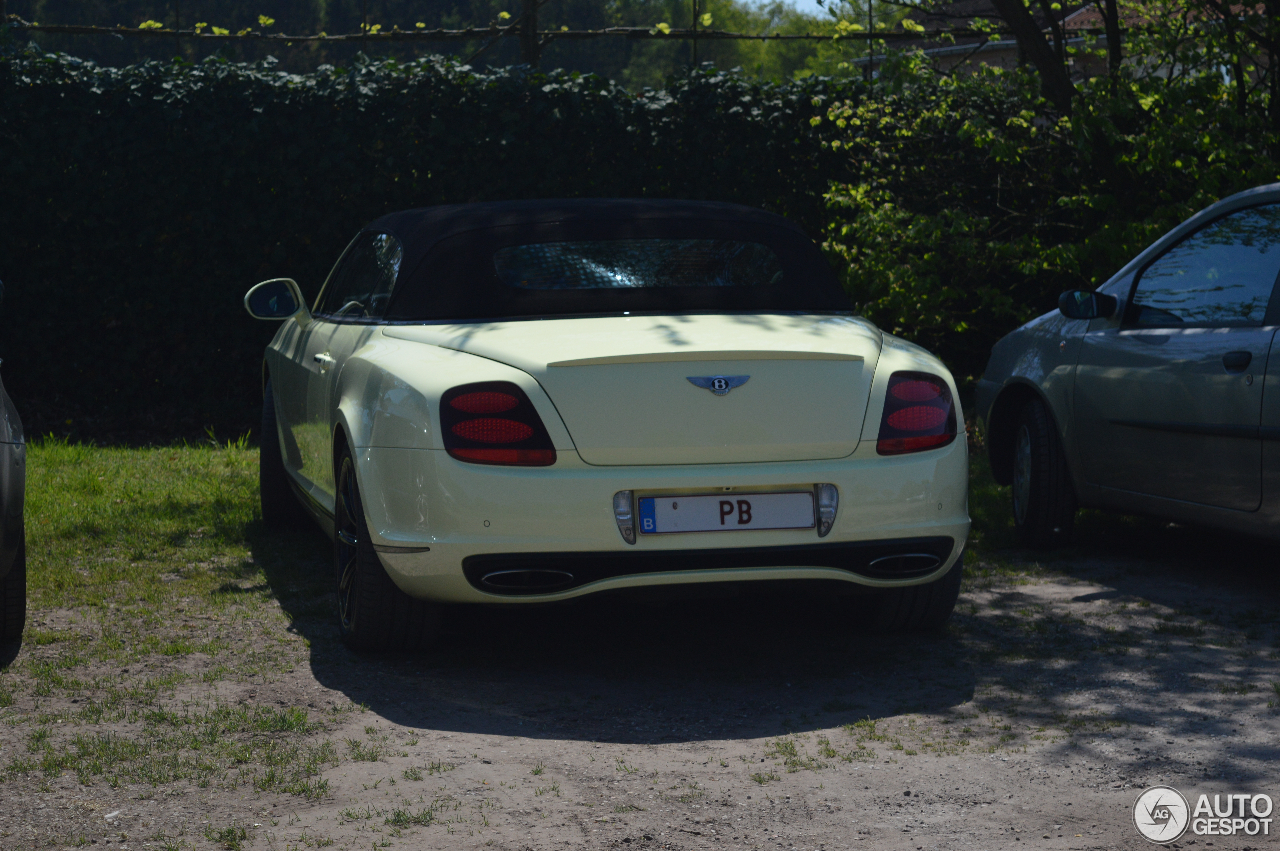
[866,553,942,575]
[480,569,575,593]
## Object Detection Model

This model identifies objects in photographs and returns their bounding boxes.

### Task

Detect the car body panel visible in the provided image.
[382,314,882,466]
[977,181,1280,538]
[359,437,969,603]
[1074,324,1271,510]
[259,310,969,602]
[338,327,968,603]
[255,200,969,604]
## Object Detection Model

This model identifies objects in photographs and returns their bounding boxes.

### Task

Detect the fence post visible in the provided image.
[520,0,540,66]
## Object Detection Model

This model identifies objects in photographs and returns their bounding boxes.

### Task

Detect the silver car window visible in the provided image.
[315,232,403,319]
[1131,204,1280,326]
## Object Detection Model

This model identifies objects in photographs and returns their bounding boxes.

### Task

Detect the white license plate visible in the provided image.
[636,492,815,535]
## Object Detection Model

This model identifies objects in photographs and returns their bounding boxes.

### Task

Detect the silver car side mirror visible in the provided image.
[244,278,309,321]
[1058,290,1117,320]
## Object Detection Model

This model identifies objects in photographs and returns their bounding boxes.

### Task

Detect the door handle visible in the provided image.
[1222,351,1252,373]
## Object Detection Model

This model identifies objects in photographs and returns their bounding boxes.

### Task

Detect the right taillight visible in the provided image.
[440,381,557,466]
[876,371,957,456]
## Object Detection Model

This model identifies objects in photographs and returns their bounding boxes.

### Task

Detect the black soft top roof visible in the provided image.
[369,199,850,321]
[370,198,809,257]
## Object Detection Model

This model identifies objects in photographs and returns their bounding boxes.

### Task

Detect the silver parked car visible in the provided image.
[976,183,1280,546]
[0,282,23,639]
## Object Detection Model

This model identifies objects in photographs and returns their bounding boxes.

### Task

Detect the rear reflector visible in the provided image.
[877,371,956,456]
[441,381,557,467]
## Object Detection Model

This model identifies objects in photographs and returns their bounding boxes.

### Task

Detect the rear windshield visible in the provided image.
[493,240,783,290]
[384,220,849,321]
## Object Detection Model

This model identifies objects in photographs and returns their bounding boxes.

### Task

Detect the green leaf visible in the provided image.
[257,15,275,29]
[138,20,164,30]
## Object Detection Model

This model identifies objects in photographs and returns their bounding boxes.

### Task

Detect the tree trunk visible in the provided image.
[1267,0,1280,133]
[1036,0,1067,66]
[989,0,1076,114]
[521,0,540,67]
[1098,0,1123,76]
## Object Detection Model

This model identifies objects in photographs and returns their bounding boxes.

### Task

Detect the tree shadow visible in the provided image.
[248,525,977,744]
[245,508,1280,786]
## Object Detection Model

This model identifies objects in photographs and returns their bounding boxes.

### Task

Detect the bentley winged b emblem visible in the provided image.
[687,375,750,396]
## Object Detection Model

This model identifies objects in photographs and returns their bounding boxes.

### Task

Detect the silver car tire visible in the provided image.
[0,530,24,641]
[1011,399,1076,548]
[334,447,439,652]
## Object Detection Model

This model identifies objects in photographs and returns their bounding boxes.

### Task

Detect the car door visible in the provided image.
[1073,203,1280,511]
[303,231,404,501]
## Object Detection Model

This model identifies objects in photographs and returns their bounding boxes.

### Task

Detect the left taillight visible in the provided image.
[876,371,957,456]
[440,381,557,467]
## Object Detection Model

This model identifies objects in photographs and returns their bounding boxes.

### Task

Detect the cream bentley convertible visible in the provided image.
[244,200,969,650]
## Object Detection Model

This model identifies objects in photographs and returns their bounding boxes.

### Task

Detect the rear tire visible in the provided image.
[261,378,308,530]
[855,549,964,633]
[1011,398,1076,548]
[334,448,438,652]
[0,532,26,641]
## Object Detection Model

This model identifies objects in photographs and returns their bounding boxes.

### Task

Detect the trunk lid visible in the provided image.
[386,314,883,466]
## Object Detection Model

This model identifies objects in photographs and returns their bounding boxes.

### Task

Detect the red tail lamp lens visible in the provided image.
[449,392,519,414]
[889,379,942,403]
[451,418,534,444]
[877,371,956,456]
[887,405,949,432]
[450,448,557,465]
[440,381,557,467]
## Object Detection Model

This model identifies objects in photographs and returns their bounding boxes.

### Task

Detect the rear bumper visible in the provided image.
[464,536,955,596]
[355,437,969,603]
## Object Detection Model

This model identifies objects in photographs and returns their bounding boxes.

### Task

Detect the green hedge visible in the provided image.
[5,42,1276,443]
[0,46,856,441]
[820,56,1280,382]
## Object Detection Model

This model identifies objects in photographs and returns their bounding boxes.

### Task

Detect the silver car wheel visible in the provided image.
[1013,423,1032,525]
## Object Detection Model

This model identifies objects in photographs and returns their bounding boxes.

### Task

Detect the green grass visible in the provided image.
[27,436,260,608]
[1,438,349,800]
[6,431,1271,809]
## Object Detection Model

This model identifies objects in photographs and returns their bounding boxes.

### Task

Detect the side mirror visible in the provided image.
[1058,290,1117,320]
[244,278,307,321]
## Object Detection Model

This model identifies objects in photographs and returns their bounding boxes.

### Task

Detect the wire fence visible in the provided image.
[0,17,1012,45]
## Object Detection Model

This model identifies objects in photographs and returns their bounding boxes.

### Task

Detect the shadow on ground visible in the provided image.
[245,510,1280,776]
[247,525,978,744]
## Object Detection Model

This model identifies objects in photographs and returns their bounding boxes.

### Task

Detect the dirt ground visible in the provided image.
[3,519,1280,851]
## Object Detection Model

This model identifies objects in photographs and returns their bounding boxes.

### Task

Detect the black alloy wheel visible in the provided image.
[1011,398,1077,548]
[333,448,438,651]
